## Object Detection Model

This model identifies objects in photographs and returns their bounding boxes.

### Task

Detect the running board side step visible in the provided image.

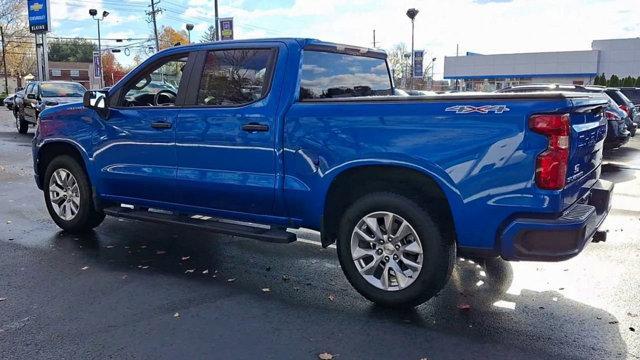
[103,207,297,244]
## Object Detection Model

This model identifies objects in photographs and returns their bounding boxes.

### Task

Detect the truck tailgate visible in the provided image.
[562,96,608,209]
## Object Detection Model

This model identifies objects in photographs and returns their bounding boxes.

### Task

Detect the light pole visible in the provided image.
[186,23,194,43]
[406,8,419,90]
[89,9,109,89]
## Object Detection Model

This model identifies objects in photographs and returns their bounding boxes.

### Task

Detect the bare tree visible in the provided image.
[387,43,410,88]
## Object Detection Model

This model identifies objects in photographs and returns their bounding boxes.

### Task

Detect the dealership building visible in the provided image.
[444,38,640,91]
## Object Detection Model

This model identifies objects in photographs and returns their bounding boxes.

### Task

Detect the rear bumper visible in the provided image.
[500,179,613,261]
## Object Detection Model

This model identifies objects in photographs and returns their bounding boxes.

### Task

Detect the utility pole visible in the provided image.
[372,29,376,48]
[214,0,219,41]
[148,0,162,51]
[0,26,8,94]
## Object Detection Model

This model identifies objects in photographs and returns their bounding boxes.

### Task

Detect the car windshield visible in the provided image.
[40,83,86,97]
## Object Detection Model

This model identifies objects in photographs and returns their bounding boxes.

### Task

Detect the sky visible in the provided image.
[48,0,640,79]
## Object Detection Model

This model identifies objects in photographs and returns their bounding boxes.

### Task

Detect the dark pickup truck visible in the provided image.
[32,38,612,307]
[14,81,86,133]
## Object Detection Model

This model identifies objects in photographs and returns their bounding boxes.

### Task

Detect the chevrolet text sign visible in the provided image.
[27,0,51,33]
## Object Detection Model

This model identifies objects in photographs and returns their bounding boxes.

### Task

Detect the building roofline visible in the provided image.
[444,72,597,80]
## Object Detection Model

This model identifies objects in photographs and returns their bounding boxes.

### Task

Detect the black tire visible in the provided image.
[337,192,455,307]
[16,112,28,134]
[43,155,105,233]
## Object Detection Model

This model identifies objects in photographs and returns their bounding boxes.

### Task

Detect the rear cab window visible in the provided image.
[299,50,392,100]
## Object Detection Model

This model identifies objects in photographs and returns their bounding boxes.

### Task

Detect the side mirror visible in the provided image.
[26,93,37,100]
[83,90,109,118]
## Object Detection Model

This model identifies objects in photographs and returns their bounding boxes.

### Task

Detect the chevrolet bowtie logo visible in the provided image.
[30,2,43,11]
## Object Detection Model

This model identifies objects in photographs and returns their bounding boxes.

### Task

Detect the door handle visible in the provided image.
[151,121,172,129]
[242,123,269,132]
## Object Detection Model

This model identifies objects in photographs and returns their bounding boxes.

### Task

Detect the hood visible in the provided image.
[42,96,83,106]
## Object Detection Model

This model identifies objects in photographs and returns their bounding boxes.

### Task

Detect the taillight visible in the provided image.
[619,105,631,117]
[529,114,570,190]
[605,110,619,121]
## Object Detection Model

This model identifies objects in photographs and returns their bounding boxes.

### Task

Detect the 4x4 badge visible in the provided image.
[445,105,510,114]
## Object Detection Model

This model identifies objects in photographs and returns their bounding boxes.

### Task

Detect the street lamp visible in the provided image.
[431,57,436,90]
[89,9,109,88]
[406,8,419,90]
[186,23,194,43]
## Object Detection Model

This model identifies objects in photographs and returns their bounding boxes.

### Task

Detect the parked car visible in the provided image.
[3,87,23,110]
[33,39,612,307]
[14,81,86,134]
[620,87,640,104]
[605,87,640,129]
[498,84,633,147]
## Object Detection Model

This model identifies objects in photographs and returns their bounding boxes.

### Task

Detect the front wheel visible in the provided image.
[15,112,28,134]
[43,155,105,233]
[337,192,455,307]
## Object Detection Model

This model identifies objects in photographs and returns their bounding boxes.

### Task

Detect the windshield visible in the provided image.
[40,83,86,97]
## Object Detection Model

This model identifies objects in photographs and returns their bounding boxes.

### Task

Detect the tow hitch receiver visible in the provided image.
[592,230,607,243]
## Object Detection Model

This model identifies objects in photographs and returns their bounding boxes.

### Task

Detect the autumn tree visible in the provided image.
[158,26,189,50]
[1,0,36,91]
[101,52,126,86]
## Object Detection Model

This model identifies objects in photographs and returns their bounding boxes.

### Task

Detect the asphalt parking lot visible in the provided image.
[0,108,638,360]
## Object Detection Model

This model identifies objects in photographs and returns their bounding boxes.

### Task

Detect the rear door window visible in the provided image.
[196,49,275,106]
[299,51,392,100]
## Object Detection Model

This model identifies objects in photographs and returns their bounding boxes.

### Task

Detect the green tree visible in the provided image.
[593,74,602,85]
[635,77,640,87]
[623,76,636,87]
[200,25,216,42]
[607,74,620,87]
[48,38,96,62]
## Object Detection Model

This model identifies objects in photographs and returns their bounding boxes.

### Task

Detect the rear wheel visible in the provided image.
[337,192,455,307]
[44,155,105,233]
[15,112,28,134]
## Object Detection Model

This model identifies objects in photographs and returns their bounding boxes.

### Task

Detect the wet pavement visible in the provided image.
[0,109,638,359]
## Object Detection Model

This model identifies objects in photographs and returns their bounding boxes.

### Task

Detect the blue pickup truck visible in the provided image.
[32,38,613,307]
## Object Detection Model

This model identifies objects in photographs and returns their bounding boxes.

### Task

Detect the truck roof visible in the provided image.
[165,38,388,59]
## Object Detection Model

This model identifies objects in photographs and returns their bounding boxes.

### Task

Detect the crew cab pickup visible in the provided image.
[32,38,613,307]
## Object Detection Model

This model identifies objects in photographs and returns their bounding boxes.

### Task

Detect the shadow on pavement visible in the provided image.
[47,219,629,359]
[601,163,637,184]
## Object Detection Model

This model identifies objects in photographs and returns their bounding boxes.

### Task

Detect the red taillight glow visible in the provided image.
[605,110,619,121]
[529,114,570,190]
[619,104,631,117]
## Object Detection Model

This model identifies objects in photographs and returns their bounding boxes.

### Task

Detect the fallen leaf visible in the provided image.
[227,278,236,282]
[628,312,638,318]
[630,327,635,332]
[282,274,290,282]
[328,294,336,302]
[609,321,619,325]
[8,238,14,241]
[538,306,545,310]
[318,352,334,360]
[262,288,271,292]
[0,298,6,301]
[105,245,114,249]
[138,265,149,269]
[81,266,89,271]
[121,275,128,280]
[202,270,209,274]
[185,269,195,274]
[6,220,11,224]
[181,256,190,261]
[457,303,472,311]
[174,312,180,318]
[156,250,166,255]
